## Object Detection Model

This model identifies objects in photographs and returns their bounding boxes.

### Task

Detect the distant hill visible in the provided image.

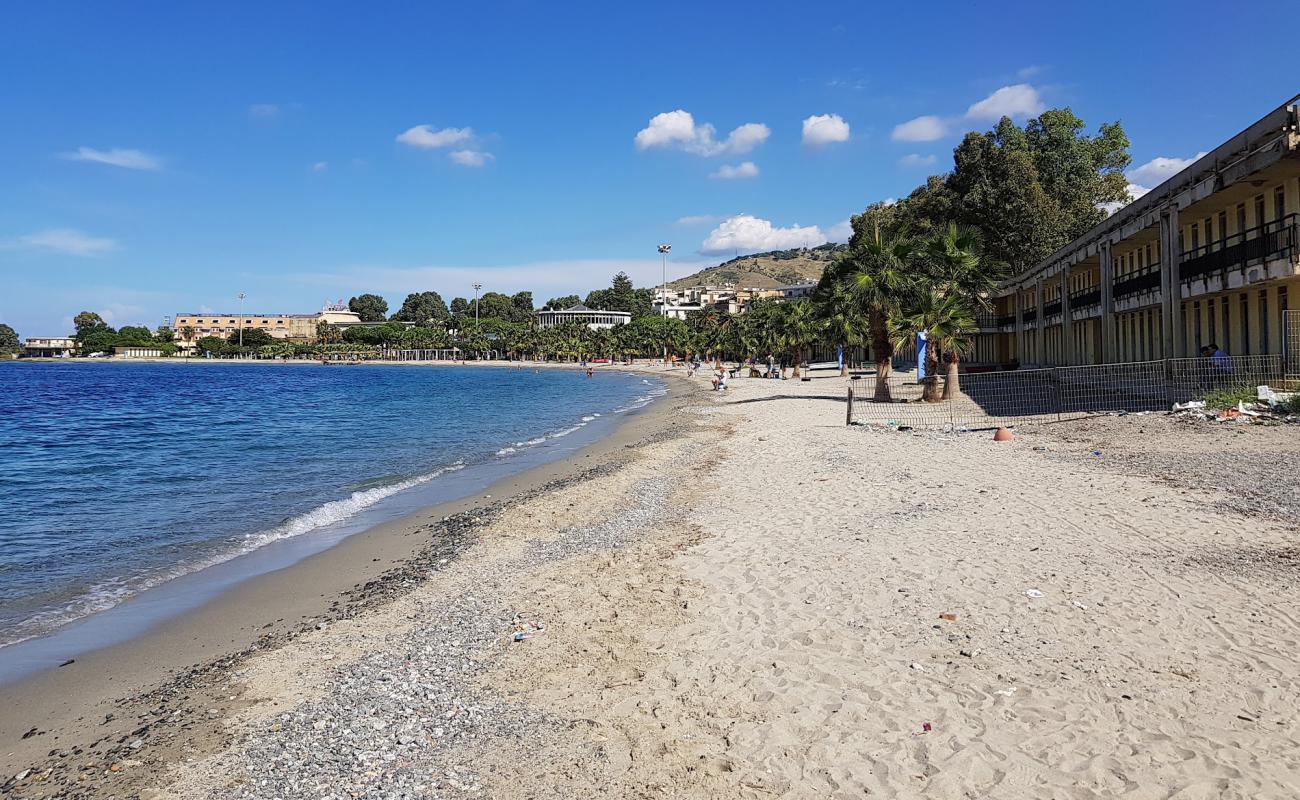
[668,243,847,289]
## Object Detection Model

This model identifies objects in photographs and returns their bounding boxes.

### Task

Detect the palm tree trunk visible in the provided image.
[839,341,849,378]
[870,308,893,401]
[941,353,961,400]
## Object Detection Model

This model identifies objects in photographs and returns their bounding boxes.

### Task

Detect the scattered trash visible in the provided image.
[910,722,933,737]
[58,659,75,667]
[1171,400,1206,411]
[510,615,546,642]
[1032,445,1047,451]
[1091,450,1102,457]
[897,425,914,432]
[938,612,958,621]
[1024,589,1045,599]
[1071,600,1089,610]
[994,687,1017,697]
[909,662,926,672]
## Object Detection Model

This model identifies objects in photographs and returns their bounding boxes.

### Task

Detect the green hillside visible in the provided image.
[669,243,847,289]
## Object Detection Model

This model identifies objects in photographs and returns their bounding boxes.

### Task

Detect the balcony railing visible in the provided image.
[1180,213,1298,282]
[1022,308,1037,324]
[1043,299,1062,318]
[1069,287,1101,309]
[1113,264,1162,299]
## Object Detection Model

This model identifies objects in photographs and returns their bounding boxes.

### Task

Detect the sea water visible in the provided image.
[0,362,666,655]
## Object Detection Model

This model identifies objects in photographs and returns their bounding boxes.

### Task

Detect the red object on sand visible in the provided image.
[993,427,1014,442]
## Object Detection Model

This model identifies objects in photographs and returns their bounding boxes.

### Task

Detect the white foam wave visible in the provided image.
[0,461,467,650]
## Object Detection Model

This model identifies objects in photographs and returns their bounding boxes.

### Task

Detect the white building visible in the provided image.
[535,304,631,330]
[23,337,76,358]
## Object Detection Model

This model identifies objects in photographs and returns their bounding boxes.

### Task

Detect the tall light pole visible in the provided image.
[658,244,671,362]
[238,292,246,349]
[472,283,482,327]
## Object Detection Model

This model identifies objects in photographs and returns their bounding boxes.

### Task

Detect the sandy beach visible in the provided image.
[5,365,1300,798]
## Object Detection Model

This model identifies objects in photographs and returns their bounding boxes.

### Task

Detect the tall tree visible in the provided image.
[949,109,1129,274]
[73,311,110,335]
[510,291,534,314]
[543,295,581,311]
[391,291,450,325]
[348,293,389,322]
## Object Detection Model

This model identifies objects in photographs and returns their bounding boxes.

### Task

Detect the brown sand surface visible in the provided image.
[7,366,1300,799]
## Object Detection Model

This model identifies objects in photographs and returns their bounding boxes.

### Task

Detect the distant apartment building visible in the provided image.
[171,304,372,350]
[23,337,76,358]
[653,284,805,318]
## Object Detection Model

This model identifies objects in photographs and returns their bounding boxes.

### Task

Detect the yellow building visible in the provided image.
[976,95,1300,368]
[171,305,365,349]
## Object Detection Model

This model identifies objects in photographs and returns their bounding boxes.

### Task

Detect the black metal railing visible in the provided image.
[1043,299,1062,318]
[1069,287,1101,309]
[996,314,1016,327]
[1022,308,1037,324]
[1180,214,1297,282]
[1113,265,1162,299]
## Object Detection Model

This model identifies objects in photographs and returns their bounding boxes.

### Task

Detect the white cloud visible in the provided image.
[249,103,280,117]
[634,110,770,157]
[449,149,494,167]
[710,161,759,180]
[827,219,853,243]
[891,115,947,142]
[965,84,1045,121]
[396,125,475,149]
[3,228,118,256]
[60,147,161,171]
[312,161,329,172]
[675,215,720,226]
[1127,152,1206,187]
[699,214,827,255]
[802,113,850,146]
[898,153,938,169]
[1099,183,1152,215]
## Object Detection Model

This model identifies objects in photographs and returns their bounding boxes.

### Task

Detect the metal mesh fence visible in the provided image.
[847,354,1293,430]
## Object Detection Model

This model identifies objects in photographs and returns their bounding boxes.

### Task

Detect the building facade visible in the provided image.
[974,95,1300,368]
[535,304,631,330]
[23,337,76,358]
[171,304,367,349]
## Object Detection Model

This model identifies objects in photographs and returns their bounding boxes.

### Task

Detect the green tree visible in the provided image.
[228,327,277,348]
[543,295,581,311]
[316,321,342,344]
[775,299,821,379]
[949,109,1129,274]
[116,325,154,345]
[890,289,975,402]
[73,311,109,335]
[839,223,916,400]
[391,291,450,325]
[195,336,226,355]
[348,293,389,322]
[449,297,471,316]
[510,291,534,315]
[0,323,19,355]
[812,278,866,377]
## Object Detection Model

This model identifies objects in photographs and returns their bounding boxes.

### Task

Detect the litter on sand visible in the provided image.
[511,615,546,642]
[1024,589,1046,599]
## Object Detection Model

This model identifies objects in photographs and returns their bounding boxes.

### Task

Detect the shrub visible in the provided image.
[1201,386,1256,409]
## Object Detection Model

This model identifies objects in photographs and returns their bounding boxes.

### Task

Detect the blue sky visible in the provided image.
[2,1,1297,335]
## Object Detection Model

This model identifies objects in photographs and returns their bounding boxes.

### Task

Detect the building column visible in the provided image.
[1159,207,1184,358]
[1014,292,1025,364]
[1060,266,1074,365]
[1035,278,1046,365]
[1099,241,1115,363]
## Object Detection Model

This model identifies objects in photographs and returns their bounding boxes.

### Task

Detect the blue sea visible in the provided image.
[0,362,666,659]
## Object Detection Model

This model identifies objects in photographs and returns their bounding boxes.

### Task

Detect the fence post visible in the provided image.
[1051,366,1063,422]
[1162,358,1174,409]
[845,384,854,426]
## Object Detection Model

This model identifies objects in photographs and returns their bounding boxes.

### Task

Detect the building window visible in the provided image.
[1217,211,1226,246]
[1190,223,1200,253]
[1255,195,1266,230]
[1237,204,1247,239]
[1193,302,1202,351]
[1221,296,1230,353]
[1204,217,1213,249]
[1145,243,1153,266]
[1207,298,1216,344]
[1276,186,1286,222]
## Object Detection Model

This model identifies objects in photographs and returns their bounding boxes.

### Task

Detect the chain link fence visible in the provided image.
[847,354,1295,430]
[1286,310,1299,377]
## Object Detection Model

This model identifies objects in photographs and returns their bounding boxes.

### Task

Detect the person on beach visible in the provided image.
[1208,343,1234,374]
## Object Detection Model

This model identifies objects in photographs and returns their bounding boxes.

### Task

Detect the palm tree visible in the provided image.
[890,288,976,401]
[813,279,866,377]
[776,299,820,379]
[919,224,1000,394]
[842,226,916,401]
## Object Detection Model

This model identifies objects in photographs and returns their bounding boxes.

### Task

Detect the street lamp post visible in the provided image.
[238,292,246,351]
[657,244,671,362]
[472,283,482,360]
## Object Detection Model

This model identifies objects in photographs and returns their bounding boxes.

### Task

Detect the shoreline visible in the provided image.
[0,365,696,785]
